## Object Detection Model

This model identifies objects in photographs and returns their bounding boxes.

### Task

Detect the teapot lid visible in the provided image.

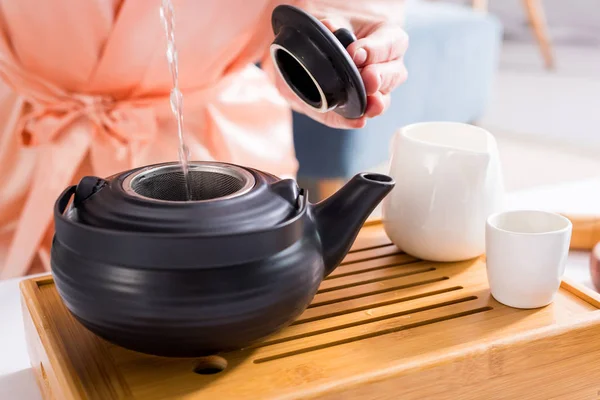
[73,162,301,233]
[270,5,367,119]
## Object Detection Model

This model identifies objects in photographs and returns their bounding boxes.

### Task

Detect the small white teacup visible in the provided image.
[485,209,572,309]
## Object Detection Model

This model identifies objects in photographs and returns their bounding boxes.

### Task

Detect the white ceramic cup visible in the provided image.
[382,122,504,262]
[485,209,572,309]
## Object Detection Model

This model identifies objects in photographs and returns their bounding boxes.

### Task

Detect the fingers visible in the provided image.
[365,92,391,118]
[360,65,381,96]
[321,112,367,129]
[361,59,408,95]
[302,92,389,128]
[379,60,408,94]
[347,24,409,67]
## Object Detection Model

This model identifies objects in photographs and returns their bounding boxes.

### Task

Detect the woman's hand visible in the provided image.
[275,16,409,129]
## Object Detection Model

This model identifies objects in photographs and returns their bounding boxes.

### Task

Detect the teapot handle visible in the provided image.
[333,28,357,49]
[56,186,77,216]
[55,176,108,216]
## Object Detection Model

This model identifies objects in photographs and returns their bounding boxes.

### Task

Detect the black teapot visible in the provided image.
[51,161,394,357]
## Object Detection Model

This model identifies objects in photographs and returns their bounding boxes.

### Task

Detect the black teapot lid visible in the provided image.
[271,5,367,119]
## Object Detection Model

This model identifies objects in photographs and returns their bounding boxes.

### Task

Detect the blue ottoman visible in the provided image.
[292,2,503,179]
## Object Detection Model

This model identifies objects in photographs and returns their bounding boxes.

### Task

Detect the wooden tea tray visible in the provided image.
[20,221,600,399]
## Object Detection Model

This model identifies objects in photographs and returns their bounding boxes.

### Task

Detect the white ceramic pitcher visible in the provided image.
[382,122,504,262]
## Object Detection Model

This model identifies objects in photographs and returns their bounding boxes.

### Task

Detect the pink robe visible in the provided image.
[0,0,401,278]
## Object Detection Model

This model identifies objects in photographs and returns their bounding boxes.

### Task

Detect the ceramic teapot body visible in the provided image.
[51,162,393,357]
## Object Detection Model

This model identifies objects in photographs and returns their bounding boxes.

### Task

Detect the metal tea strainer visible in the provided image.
[122,162,255,202]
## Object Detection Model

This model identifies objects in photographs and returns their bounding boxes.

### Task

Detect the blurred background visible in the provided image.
[296,0,600,200]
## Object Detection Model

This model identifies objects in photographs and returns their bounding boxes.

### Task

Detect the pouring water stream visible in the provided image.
[160,0,193,200]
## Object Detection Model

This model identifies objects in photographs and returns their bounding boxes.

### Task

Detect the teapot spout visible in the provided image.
[311,173,395,276]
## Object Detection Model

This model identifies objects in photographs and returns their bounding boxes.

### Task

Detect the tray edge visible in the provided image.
[20,276,83,400]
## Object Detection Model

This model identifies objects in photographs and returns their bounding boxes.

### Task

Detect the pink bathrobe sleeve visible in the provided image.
[0,0,400,278]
